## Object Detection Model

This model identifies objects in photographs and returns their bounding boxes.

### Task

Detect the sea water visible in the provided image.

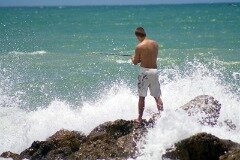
[0,4,240,159]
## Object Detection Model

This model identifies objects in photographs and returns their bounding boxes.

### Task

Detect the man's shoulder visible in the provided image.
[135,44,143,54]
[136,43,144,49]
[149,39,158,45]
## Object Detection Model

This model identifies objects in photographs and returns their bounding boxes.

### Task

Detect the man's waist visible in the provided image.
[140,64,157,69]
[139,67,158,74]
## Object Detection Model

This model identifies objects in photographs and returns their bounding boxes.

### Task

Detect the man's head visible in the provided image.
[135,27,146,42]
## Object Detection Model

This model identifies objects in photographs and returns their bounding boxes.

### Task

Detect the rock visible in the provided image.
[1,151,21,160]
[180,95,221,125]
[220,148,240,160]
[73,119,151,159]
[1,119,153,160]
[1,96,238,160]
[20,129,86,160]
[162,132,240,160]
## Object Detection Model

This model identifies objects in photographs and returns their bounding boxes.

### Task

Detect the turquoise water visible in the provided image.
[0,4,240,157]
[1,4,240,52]
[1,4,239,108]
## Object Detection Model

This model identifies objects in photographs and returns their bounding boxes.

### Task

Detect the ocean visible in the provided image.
[0,3,240,159]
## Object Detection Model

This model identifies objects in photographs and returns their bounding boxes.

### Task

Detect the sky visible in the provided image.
[0,0,240,7]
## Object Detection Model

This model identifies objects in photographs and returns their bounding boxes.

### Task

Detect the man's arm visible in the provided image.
[131,47,141,65]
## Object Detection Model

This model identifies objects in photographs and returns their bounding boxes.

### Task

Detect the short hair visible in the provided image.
[135,27,146,37]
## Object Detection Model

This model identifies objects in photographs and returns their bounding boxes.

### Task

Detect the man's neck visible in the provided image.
[139,37,147,42]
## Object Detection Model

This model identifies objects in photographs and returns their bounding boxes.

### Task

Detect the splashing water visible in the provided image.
[0,59,239,158]
[137,60,240,159]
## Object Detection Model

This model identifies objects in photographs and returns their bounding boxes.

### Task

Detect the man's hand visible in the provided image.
[131,55,135,64]
[131,48,141,65]
[131,55,139,65]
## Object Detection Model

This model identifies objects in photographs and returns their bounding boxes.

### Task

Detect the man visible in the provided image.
[131,27,163,123]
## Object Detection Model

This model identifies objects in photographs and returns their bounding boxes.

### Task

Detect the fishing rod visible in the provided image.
[94,51,133,57]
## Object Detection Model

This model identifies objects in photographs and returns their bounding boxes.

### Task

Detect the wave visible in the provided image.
[0,60,239,158]
[137,61,240,159]
[8,50,47,55]
[232,72,240,80]
[115,58,172,64]
[116,59,131,64]
[214,59,240,66]
[0,85,139,154]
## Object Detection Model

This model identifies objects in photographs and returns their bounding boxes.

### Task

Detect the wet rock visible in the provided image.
[162,132,240,160]
[1,95,238,160]
[0,119,153,160]
[220,148,240,160]
[0,151,21,160]
[20,129,86,160]
[73,119,151,159]
[180,95,221,125]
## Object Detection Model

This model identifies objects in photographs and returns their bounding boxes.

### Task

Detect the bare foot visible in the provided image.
[158,104,163,112]
[155,97,163,112]
[134,118,142,124]
[157,101,163,112]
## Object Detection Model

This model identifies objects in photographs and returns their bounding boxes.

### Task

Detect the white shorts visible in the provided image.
[138,67,161,97]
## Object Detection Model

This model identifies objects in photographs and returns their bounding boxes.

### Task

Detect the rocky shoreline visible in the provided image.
[1,95,239,160]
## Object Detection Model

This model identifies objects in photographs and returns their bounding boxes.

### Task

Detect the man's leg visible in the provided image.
[154,97,163,112]
[137,96,145,123]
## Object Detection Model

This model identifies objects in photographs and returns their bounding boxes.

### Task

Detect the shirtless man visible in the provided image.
[131,27,163,123]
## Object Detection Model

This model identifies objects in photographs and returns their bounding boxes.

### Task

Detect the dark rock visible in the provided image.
[1,151,21,160]
[20,129,86,160]
[220,148,240,160]
[162,132,240,160]
[180,95,221,125]
[1,119,152,160]
[1,96,239,160]
[73,119,151,159]
[88,119,134,140]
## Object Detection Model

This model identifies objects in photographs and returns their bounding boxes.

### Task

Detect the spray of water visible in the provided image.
[0,60,239,159]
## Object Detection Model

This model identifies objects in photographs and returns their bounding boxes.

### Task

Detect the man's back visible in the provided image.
[136,38,158,69]
[132,27,163,123]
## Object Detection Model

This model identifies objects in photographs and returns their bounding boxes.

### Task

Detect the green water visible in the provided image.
[0,4,239,109]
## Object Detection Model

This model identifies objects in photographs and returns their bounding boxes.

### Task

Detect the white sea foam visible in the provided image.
[232,72,240,80]
[0,84,140,154]
[116,57,166,64]
[9,50,47,55]
[0,61,239,159]
[214,59,240,65]
[116,59,132,64]
[137,62,240,159]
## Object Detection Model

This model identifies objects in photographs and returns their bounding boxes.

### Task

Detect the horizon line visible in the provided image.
[0,2,239,8]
